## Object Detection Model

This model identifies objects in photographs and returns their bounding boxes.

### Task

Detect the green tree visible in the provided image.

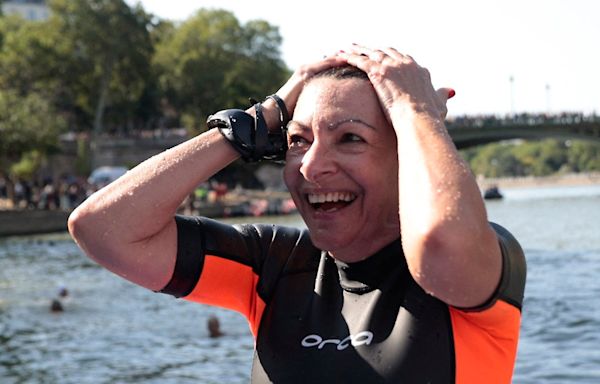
[512,139,567,176]
[48,0,155,134]
[463,139,600,178]
[0,14,90,130]
[129,19,176,130]
[0,16,58,96]
[153,9,290,132]
[0,1,156,133]
[566,140,600,172]
[467,142,524,178]
[0,89,66,202]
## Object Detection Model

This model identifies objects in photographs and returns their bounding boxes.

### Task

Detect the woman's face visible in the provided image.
[284,77,400,262]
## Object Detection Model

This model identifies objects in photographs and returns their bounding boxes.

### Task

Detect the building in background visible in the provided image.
[2,0,49,21]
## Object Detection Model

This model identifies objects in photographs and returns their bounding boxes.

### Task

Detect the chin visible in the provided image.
[307,229,351,255]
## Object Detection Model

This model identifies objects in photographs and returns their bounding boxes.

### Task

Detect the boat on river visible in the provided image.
[483,185,503,200]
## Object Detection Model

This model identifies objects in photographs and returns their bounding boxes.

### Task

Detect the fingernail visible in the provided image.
[448,89,456,99]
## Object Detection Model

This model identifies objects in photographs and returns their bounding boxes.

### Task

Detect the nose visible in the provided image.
[299,140,337,183]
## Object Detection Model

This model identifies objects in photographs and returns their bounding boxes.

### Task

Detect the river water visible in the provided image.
[1,184,599,383]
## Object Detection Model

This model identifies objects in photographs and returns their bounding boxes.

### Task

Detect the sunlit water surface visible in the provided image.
[1,185,599,383]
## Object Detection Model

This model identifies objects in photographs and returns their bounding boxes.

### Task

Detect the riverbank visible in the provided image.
[477,172,600,190]
[0,210,71,237]
[0,189,297,237]
[1,173,598,237]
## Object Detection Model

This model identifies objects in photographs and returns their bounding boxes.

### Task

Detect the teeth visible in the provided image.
[307,192,356,204]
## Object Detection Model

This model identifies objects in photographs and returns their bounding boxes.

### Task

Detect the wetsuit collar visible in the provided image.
[333,238,404,294]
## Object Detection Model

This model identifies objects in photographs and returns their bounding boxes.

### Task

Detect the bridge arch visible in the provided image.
[447,114,600,149]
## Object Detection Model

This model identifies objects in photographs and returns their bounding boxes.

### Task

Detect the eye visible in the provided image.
[341,133,364,143]
[288,134,310,147]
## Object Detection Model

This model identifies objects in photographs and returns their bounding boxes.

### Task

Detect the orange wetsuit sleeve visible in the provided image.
[450,301,522,384]
[451,222,527,384]
[186,255,266,337]
[159,215,316,337]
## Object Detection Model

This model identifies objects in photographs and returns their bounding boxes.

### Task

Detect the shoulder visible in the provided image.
[454,222,526,313]
[175,215,316,265]
[162,216,317,297]
[490,222,527,310]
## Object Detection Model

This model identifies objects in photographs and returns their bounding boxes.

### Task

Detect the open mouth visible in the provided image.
[306,192,357,212]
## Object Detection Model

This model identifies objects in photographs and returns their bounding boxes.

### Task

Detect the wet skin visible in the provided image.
[283,77,400,263]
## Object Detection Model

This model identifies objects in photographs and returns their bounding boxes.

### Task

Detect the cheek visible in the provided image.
[283,161,300,189]
[364,153,398,199]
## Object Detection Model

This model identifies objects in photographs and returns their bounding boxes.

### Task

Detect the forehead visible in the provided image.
[293,77,384,126]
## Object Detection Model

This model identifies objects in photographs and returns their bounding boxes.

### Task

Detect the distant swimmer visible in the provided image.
[207,315,224,338]
[49,284,69,312]
[50,298,64,312]
[58,286,69,298]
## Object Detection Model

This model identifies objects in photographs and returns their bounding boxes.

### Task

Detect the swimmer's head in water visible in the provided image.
[50,299,64,312]
[207,315,224,338]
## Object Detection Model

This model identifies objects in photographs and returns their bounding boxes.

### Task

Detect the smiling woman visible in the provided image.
[284,68,399,262]
[68,45,526,383]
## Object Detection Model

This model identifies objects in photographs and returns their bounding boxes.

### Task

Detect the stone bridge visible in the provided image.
[56,113,600,171]
[447,113,600,149]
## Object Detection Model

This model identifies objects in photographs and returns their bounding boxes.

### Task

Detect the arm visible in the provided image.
[68,55,346,292]
[68,129,239,290]
[341,45,501,308]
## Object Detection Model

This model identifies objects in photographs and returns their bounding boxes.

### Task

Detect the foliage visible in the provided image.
[48,0,155,134]
[0,3,291,185]
[461,139,600,177]
[0,89,66,177]
[565,140,600,172]
[0,4,289,136]
[2,2,596,183]
[0,16,58,96]
[11,150,43,179]
[153,9,290,132]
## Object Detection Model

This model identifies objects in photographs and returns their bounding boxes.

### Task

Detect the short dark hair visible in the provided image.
[313,65,369,81]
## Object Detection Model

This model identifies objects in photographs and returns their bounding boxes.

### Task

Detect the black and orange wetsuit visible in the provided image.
[161,216,526,384]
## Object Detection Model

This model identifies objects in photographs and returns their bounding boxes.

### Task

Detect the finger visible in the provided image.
[436,87,456,103]
[347,44,388,63]
[337,45,387,72]
[297,55,347,80]
[275,55,348,115]
[380,47,412,62]
[436,88,454,119]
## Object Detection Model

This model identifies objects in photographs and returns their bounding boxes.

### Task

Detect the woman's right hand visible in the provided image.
[336,45,452,124]
[263,55,347,129]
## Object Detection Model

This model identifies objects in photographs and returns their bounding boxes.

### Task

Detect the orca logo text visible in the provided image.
[301,331,373,351]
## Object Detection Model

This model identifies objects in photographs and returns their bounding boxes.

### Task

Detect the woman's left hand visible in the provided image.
[339,44,502,309]
[338,44,453,122]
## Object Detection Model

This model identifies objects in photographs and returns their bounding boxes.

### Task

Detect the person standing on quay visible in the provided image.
[69,44,526,383]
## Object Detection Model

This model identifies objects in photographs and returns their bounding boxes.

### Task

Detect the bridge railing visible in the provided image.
[446,112,600,129]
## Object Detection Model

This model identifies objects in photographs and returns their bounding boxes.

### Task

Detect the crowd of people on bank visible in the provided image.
[0,174,295,217]
[446,111,598,128]
[0,176,92,211]
[0,175,228,212]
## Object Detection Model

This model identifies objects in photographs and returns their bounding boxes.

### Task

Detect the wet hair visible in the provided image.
[313,64,369,81]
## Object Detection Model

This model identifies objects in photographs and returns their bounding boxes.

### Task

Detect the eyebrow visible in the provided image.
[287,118,376,131]
[328,118,376,130]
